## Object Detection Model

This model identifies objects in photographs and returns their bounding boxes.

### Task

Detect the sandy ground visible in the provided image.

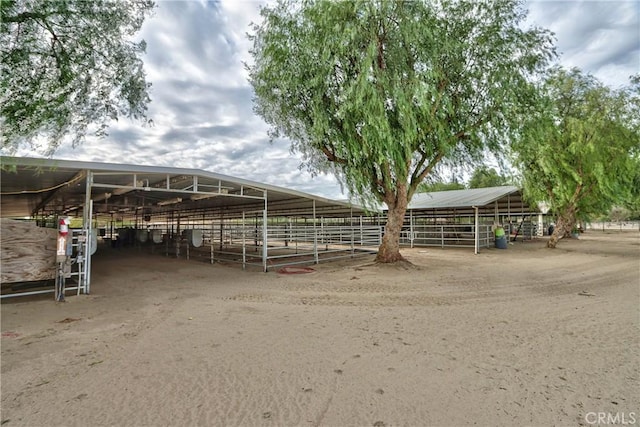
[1,231,638,427]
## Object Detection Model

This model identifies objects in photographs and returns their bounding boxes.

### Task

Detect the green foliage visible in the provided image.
[468,165,510,188]
[607,206,631,223]
[417,180,465,193]
[621,153,640,219]
[247,0,555,209]
[1,0,155,154]
[512,67,640,232]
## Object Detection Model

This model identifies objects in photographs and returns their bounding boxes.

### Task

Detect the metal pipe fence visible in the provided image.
[399,223,494,248]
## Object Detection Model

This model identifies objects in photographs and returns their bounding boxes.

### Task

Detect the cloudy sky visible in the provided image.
[11,0,640,199]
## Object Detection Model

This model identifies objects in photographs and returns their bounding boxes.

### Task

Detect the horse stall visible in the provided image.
[1,219,91,299]
[1,157,372,299]
[393,186,538,253]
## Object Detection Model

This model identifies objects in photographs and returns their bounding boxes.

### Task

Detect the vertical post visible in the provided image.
[262,190,268,272]
[165,212,171,257]
[285,218,290,247]
[84,170,93,294]
[210,220,214,265]
[176,215,181,258]
[313,200,318,264]
[350,208,355,255]
[474,206,479,255]
[538,213,544,237]
[242,211,246,270]
[507,194,511,233]
[409,209,414,248]
[219,212,224,251]
[86,200,93,294]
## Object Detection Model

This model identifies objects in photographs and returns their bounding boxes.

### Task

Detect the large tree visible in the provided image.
[513,67,639,248]
[417,180,465,193]
[468,165,510,189]
[247,0,554,262]
[1,0,155,154]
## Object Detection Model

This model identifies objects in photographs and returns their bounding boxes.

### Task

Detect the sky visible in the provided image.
[10,0,640,200]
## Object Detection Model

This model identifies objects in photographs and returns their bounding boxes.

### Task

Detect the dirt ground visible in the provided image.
[1,231,638,426]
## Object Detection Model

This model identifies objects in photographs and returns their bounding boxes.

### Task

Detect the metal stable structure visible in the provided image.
[394,186,538,254]
[0,157,374,299]
[1,157,538,299]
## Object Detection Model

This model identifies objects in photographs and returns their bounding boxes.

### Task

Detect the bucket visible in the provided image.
[151,229,163,244]
[137,230,148,243]
[183,229,203,247]
[495,236,508,249]
[90,229,98,255]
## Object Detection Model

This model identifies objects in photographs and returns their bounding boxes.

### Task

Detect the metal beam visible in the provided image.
[31,170,86,216]
[90,183,263,200]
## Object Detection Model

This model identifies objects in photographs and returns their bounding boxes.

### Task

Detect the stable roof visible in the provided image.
[406,186,533,216]
[0,157,366,219]
[409,186,519,209]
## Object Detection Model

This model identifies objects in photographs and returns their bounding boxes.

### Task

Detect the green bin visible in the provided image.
[495,226,507,249]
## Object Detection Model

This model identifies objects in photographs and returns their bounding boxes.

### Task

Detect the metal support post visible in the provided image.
[313,200,318,264]
[242,211,246,270]
[409,209,414,248]
[262,191,268,272]
[474,206,479,255]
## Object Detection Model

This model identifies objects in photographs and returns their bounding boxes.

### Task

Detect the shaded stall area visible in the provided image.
[1,157,375,299]
[392,186,539,253]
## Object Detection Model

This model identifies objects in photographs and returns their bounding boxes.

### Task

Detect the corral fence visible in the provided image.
[103,213,525,272]
[108,217,381,272]
[587,221,640,232]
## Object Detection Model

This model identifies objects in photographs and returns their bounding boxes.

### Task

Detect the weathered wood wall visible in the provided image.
[1,219,57,284]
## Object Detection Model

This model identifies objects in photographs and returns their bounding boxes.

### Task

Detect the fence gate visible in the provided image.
[55,229,91,300]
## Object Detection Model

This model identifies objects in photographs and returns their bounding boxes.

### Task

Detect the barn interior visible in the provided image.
[399,186,539,250]
[1,157,375,299]
[1,157,538,300]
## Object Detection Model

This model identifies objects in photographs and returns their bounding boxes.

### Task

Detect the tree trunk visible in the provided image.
[547,208,576,248]
[376,189,409,263]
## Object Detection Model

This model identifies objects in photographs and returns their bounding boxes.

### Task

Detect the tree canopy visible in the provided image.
[1,0,155,154]
[247,0,554,262]
[468,166,510,189]
[512,67,640,247]
[417,180,465,193]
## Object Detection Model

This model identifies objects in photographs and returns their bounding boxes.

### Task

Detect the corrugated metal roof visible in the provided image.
[408,186,520,210]
[0,156,368,218]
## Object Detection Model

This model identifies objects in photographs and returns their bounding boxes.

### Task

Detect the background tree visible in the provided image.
[621,153,640,219]
[608,206,630,224]
[467,165,510,188]
[512,67,639,248]
[247,0,554,262]
[1,0,155,154]
[417,180,465,193]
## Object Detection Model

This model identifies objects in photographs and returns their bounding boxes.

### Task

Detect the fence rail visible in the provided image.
[99,215,519,272]
[399,223,494,248]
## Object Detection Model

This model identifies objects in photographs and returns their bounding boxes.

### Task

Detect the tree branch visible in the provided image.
[319,144,347,164]
[409,150,445,199]
[2,12,49,23]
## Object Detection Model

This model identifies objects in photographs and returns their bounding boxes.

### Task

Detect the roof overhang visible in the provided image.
[1,157,367,219]
[398,186,536,217]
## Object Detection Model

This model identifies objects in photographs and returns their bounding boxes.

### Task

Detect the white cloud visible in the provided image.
[8,0,639,199]
[526,0,639,87]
